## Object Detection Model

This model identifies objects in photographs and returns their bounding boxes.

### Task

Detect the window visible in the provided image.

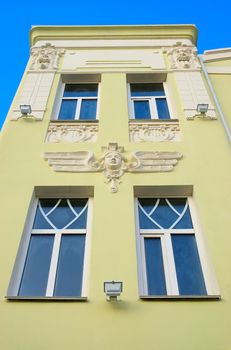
[58,83,98,120]
[129,83,170,120]
[135,197,219,298]
[8,197,91,298]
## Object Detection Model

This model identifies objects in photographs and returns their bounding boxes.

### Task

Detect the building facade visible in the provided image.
[0,25,231,349]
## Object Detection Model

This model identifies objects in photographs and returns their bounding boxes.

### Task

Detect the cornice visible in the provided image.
[202,48,231,62]
[30,25,198,47]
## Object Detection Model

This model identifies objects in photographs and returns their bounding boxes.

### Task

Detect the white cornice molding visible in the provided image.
[31,38,194,50]
[203,48,231,62]
[205,67,231,74]
[30,25,197,46]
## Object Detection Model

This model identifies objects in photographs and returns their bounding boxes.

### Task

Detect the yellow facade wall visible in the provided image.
[0,26,231,350]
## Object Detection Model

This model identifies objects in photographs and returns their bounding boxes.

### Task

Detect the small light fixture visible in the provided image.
[20,104,32,116]
[197,103,208,114]
[104,281,123,301]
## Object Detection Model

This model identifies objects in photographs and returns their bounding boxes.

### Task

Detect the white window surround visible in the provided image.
[134,195,220,299]
[7,189,93,300]
[52,76,101,121]
[128,82,175,120]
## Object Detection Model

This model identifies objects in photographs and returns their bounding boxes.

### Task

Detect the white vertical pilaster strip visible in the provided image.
[12,72,55,120]
[173,70,216,119]
[46,233,61,296]
[162,233,179,295]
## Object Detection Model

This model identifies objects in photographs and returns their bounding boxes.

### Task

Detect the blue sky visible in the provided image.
[0,0,230,128]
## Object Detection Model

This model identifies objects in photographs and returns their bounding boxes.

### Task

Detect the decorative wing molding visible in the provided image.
[128,151,182,172]
[44,151,99,172]
[44,143,183,193]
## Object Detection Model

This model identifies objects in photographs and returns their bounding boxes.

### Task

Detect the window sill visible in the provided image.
[50,119,99,124]
[129,118,179,123]
[5,296,88,301]
[140,295,221,300]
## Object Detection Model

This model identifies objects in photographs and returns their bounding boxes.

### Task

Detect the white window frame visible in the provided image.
[7,194,93,299]
[128,82,173,120]
[54,82,100,121]
[135,197,220,298]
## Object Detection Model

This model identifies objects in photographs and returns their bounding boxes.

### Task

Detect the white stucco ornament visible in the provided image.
[46,123,98,143]
[44,143,182,193]
[164,44,200,70]
[30,43,65,70]
[129,122,181,142]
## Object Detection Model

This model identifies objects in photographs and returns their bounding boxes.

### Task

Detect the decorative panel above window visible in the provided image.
[7,197,91,299]
[135,197,220,298]
[58,83,98,121]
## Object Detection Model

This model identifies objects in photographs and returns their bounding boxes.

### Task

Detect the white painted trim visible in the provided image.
[188,197,220,295]
[134,198,146,295]
[140,229,194,235]
[135,195,220,297]
[81,198,93,297]
[7,194,91,298]
[53,81,65,120]
[46,234,61,296]
[128,82,172,120]
[31,229,86,234]
[163,234,179,295]
[163,80,175,119]
[7,194,38,296]
[54,81,99,121]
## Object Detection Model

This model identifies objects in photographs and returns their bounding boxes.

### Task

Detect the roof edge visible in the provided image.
[30,24,198,47]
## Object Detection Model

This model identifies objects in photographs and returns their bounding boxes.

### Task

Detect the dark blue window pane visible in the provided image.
[54,235,86,296]
[138,198,159,229]
[80,99,97,120]
[156,98,170,119]
[134,101,151,119]
[33,199,60,229]
[144,238,167,295]
[131,83,165,97]
[138,198,193,230]
[18,235,54,296]
[48,199,76,229]
[172,234,207,295]
[67,199,88,229]
[167,198,193,229]
[58,100,77,120]
[63,84,98,97]
[174,207,193,229]
[33,199,88,230]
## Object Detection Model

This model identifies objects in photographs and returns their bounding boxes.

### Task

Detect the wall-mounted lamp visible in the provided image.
[104,281,123,301]
[197,103,208,114]
[188,103,215,120]
[20,104,32,116]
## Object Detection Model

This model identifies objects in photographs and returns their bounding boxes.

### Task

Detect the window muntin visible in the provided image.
[129,83,170,120]
[58,83,98,121]
[136,197,208,297]
[17,198,89,298]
